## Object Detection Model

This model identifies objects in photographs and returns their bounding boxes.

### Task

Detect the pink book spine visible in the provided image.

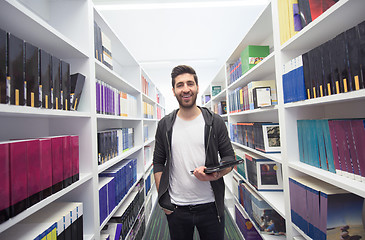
[0,142,10,223]
[71,135,79,182]
[26,139,41,206]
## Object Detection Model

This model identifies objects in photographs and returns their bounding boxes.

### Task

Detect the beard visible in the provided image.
[175,92,197,109]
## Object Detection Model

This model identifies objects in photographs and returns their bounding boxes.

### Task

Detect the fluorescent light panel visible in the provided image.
[96,0,269,10]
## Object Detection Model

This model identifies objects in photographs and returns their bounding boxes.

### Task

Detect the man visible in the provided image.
[153,65,235,240]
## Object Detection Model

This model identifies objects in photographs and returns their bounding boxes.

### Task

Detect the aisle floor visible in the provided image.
[143,204,243,240]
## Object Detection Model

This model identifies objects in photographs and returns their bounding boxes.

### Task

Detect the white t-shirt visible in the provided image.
[169,113,215,205]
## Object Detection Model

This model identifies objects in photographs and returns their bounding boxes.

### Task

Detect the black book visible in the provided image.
[0,28,7,104]
[61,60,70,111]
[25,42,40,108]
[52,56,61,110]
[334,32,351,93]
[8,33,24,106]
[316,45,325,97]
[39,49,51,109]
[357,20,365,89]
[321,40,334,96]
[308,48,319,98]
[70,73,85,111]
[346,26,361,91]
[302,52,312,99]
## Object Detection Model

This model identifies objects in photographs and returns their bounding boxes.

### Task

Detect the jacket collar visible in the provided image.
[165,106,213,131]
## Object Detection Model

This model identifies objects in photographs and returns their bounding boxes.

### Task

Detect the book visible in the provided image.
[39,49,51,109]
[9,140,28,217]
[255,123,281,153]
[52,55,61,110]
[235,205,263,240]
[25,42,40,108]
[240,45,270,75]
[245,152,283,191]
[357,20,365,90]
[0,28,7,104]
[298,0,312,28]
[8,33,25,106]
[211,85,221,96]
[247,80,277,110]
[253,87,271,108]
[51,136,64,193]
[98,177,109,225]
[70,73,85,111]
[26,139,42,207]
[63,135,73,188]
[70,135,79,183]
[39,138,53,199]
[61,60,70,111]
[0,142,10,224]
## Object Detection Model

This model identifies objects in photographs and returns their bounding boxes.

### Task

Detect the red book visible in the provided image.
[63,136,72,187]
[71,135,79,183]
[9,140,28,217]
[39,138,52,199]
[51,136,64,193]
[27,139,42,207]
[0,142,10,223]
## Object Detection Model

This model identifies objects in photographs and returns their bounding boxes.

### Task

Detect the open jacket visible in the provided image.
[153,106,235,221]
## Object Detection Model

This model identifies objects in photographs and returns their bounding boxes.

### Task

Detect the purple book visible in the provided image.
[350,119,365,178]
[96,81,100,113]
[328,120,343,174]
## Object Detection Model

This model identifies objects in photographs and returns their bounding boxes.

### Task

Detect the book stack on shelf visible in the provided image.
[97,128,134,165]
[228,45,270,86]
[101,179,145,240]
[289,176,365,240]
[0,201,83,240]
[0,27,85,111]
[283,20,365,103]
[143,101,154,119]
[98,158,137,225]
[297,118,365,182]
[96,80,138,117]
[213,100,227,115]
[94,21,113,70]
[230,122,280,153]
[0,135,79,224]
[235,205,263,240]
[278,0,338,45]
[228,79,277,113]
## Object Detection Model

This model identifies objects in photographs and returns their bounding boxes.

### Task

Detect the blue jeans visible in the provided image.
[165,202,225,240]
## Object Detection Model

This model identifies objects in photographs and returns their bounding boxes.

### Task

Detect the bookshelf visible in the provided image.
[0,0,164,239]
[205,0,365,239]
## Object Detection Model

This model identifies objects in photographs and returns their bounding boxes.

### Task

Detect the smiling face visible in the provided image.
[172,73,199,109]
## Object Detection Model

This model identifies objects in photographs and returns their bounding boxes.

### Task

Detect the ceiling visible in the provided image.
[93,0,269,113]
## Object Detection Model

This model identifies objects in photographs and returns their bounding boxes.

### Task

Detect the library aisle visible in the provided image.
[143,203,242,240]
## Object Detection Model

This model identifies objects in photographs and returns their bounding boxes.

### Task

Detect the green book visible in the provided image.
[240,45,269,75]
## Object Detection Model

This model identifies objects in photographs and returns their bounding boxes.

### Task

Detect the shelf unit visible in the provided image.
[205,0,365,239]
[0,0,164,239]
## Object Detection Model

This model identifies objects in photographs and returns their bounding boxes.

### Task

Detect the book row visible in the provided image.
[230,122,280,153]
[289,176,365,240]
[97,128,134,165]
[94,21,113,70]
[234,205,263,240]
[234,149,283,191]
[212,100,227,116]
[0,202,83,240]
[228,80,277,113]
[0,28,85,110]
[278,0,338,45]
[143,101,154,119]
[0,135,79,224]
[228,45,270,85]
[156,105,164,120]
[102,180,145,240]
[99,158,138,225]
[141,75,153,99]
[297,118,365,182]
[235,180,286,236]
[283,20,365,103]
[96,79,138,117]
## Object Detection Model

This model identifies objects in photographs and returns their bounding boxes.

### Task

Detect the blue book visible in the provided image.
[99,180,108,225]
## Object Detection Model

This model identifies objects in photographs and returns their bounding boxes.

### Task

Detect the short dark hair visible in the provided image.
[171,65,198,88]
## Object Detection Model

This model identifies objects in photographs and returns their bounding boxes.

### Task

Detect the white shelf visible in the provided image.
[0,0,165,238]
[207,0,365,239]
